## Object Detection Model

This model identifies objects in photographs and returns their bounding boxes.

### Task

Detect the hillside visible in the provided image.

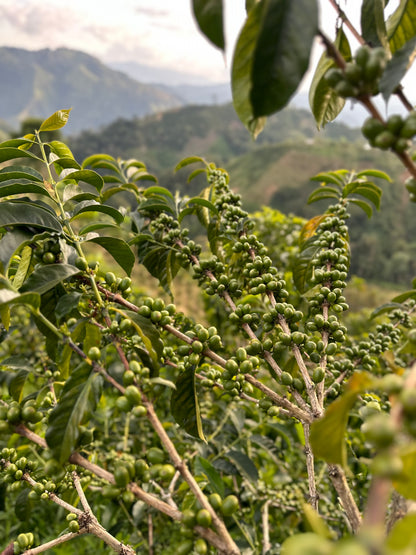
[0,47,182,134]
[69,103,416,285]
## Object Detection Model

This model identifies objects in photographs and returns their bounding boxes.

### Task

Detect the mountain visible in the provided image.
[0,47,182,134]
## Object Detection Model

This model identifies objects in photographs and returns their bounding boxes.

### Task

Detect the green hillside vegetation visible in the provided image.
[0,47,181,134]
[69,104,414,285]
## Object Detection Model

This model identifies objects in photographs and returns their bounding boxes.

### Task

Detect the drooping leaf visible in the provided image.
[0,179,52,200]
[356,169,391,181]
[309,28,350,128]
[0,165,43,182]
[175,156,207,172]
[70,200,123,224]
[143,186,174,200]
[310,171,346,186]
[19,264,80,295]
[342,181,382,209]
[349,198,373,218]
[0,290,40,310]
[371,301,404,317]
[39,109,72,132]
[195,457,225,497]
[387,0,416,53]
[226,449,259,481]
[192,0,225,50]
[120,310,164,364]
[171,365,206,442]
[307,187,341,204]
[55,292,82,320]
[45,363,103,463]
[86,237,135,275]
[250,0,318,118]
[62,170,104,192]
[310,372,374,466]
[392,290,416,303]
[361,0,388,48]
[380,35,416,100]
[0,202,62,232]
[231,1,267,137]
[0,147,39,163]
[82,153,117,169]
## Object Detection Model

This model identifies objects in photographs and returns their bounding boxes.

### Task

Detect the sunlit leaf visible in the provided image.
[39,109,72,132]
[299,215,329,246]
[387,0,416,53]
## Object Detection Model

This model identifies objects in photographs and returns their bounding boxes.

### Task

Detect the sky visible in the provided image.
[0,0,349,84]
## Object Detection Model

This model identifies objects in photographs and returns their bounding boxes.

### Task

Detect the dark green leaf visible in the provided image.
[86,237,135,275]
[349,198,373,218]
[20,264,80,295]
[78,222,120,235]
[0,147,39,163]
[307,188,340,204]
[231,1,267,137]
[371,301,405,317]
[175,156,206,172]
[128,169,157,183]
[187,168,207,182]
[192,0,225,50]
[143,186,174,200]
[122,310,164,362]
[250,0,318,118]
[310,172,346,186]
[361,0,388,48]
[71,200,123,224]
[10,369,30,402]
[387,0,416,53]
[185,197,218,214]
[0,179,52,200]
[380,36,416,100]
[0,202,62,232]
[39,109,72,132]
[343,182,382,209]
[55,292,82,320]
[171,365,206,442]
[309,28,350,128]
[0,165,43,182]
[45,363,103,463]
[0,290,40,310]
[226,449,259,481]
[195,457,225,496]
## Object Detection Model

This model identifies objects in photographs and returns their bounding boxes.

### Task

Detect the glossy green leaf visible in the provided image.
[361,0,388,48]
[192,0,225,50]
[0,202,62,232]
[307,187,340,204]
[9,369,30,402]
[71,201,123,224]
[82,153,116,169]
[171,365,206,442]
[195,457,225,496]
[226,449,259,481]
[356,169,391,181]
[0,165,43,182]
[128,169,157,183]
[45,363,103,463]
[392,289,416,303]
[175,156,206,172]
[0,147,39,163]
[78,222,120,235]
[387,0,416,53]
[343,182,382,209]
[143,186,174,200]
[0,138,36,149]
[39,109,72,132]
[309,28,350,129]
[0,179,51,200]
[55,292,82,320]
[371,301,404,317]
[231,1,266,137]
[380,35,416,100]
[20,264,80,295]
[48,140,75,160]
[186,197,218,214]
[310,372,374,466]
[250,0,318,118]
[121,310,164,363]
[86,237,135,275]
[349,198,373,218]
[187,168,207,182]
[310,171,346,186]
[63,170,104,192]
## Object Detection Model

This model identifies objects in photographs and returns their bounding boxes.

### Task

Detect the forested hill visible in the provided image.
[0,47,182,134]
[70,102,361,169]
[69,103,416,286]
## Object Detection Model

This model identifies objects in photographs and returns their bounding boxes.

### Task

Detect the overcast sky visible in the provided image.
[0,0,352,83]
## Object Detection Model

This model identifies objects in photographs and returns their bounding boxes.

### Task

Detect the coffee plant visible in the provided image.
[1,0,416,553]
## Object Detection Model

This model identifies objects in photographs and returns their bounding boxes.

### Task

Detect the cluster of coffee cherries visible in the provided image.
[325,45,387,99]
[362,111,416,152]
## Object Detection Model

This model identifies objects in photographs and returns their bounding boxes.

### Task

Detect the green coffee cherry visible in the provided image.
[361,413,395,448]
[87,346,101,361]
[74,256,88,271]
[196,508,212,527]
[221,494,239,516]
[125,385,142,405]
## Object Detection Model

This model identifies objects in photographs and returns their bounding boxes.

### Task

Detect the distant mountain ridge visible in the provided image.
[0,47,183,133]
